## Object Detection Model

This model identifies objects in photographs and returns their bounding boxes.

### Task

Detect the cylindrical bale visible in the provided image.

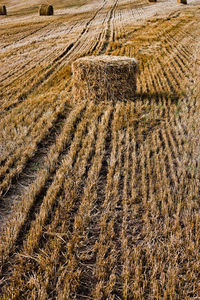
[177,0,187,3]
[0,5,7,15]
[39,4,54,16]
[72,55,138,102]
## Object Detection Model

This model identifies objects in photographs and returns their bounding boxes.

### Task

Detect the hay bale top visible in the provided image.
[0,5,7,15]
[39,4,54,16]
[72,55,138,103]
[74,55,138,70]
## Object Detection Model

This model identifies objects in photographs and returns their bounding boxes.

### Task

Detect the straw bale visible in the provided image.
[177,0,187,3]
[72,55,138,102]
[0,5,7,15]
[39,4,54,16]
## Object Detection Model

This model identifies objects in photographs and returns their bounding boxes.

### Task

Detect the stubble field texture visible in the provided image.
[0,0,200,298]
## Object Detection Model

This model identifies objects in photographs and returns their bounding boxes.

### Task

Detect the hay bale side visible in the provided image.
[0,5,7,15]
[177,0,187,3]
[72,55,138,103]
[39,4,54,16]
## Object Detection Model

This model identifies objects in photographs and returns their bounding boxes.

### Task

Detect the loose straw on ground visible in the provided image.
[39,4,54,16]
[72,55,138,103]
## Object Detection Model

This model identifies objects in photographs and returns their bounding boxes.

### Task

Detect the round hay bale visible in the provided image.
[72,55,138,103]
[0,5,7,15]
[39,4,54,16]
[177,0,187,3]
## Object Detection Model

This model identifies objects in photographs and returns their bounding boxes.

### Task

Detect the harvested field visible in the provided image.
[0,0,200,298]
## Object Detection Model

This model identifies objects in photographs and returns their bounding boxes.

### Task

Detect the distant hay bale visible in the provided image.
[177,0,187,3]
[72,55,138,103]
[0,5,7,15]
[39,4,54,16]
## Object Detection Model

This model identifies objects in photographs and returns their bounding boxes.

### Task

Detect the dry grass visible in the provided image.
[0,0,200,298]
